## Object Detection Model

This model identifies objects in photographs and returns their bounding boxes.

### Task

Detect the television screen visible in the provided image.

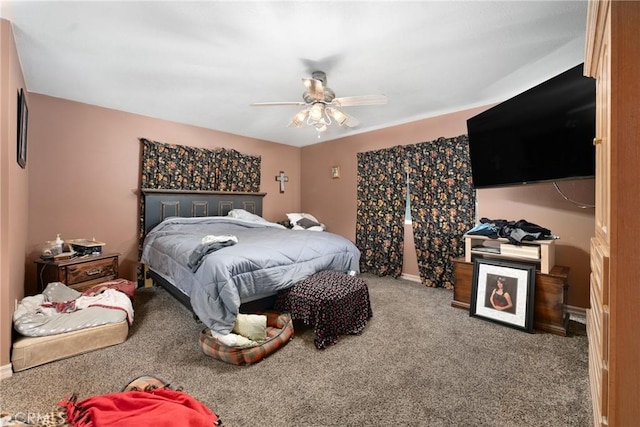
[467,63,596,189]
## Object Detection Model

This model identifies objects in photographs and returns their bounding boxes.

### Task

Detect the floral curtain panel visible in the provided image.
[355,145,407,277]
[406,135,475,288]
[140,138,261,192]
[355,135,475,288]
[137,138,261,282]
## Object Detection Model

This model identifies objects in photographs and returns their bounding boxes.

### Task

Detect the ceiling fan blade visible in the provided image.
[302,77,325,101]
[251,101,306,107]
[331,94,388,107]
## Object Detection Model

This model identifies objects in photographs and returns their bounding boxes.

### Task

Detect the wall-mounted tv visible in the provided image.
[467,63,596,189]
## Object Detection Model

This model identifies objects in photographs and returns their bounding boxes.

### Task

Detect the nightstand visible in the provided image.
[35,253,120,292]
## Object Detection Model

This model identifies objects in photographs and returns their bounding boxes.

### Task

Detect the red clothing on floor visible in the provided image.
[60,388,220,427]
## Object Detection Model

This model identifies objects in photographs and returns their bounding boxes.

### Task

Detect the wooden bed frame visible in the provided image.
[140,189,275,313]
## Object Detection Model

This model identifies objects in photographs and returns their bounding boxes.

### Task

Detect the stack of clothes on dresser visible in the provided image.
[466,218,556,245]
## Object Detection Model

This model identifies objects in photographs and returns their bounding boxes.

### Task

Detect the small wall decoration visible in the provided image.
[17,88,28,169]
[470,258,536,333]
[331,166,340,179]
[275,171,289,193]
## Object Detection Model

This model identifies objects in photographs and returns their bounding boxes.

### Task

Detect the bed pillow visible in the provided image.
[286,213,320,225]
[287,213,326,231]
[297,217,322,229]
[228,209,268,223]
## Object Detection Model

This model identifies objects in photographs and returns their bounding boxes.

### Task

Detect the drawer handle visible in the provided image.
[86,267,103,276]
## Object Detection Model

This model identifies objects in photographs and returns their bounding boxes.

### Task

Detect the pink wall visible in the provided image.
[1,19,30,370]
[300,107,594,308]
[25,95,301,293]
[477,180,594,307]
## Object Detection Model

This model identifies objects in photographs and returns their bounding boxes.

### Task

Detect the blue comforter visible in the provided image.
[141,216,360,334]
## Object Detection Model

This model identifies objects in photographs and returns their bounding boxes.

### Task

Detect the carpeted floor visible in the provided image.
[0,274,592,426]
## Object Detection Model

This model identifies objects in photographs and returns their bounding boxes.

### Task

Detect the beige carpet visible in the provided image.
[0,274,591,426]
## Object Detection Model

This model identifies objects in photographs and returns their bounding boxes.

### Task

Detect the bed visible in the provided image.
[140,189,361,335]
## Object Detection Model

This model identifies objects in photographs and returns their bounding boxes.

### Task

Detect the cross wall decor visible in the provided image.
[275,171,289,193]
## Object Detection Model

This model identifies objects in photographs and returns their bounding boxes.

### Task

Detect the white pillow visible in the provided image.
[228,209,268,223]
[286,212,320,225]
[232,314,267,342]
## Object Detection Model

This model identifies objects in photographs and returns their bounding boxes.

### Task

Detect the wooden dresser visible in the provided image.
[35,253,120,292]
[584,1,640,425]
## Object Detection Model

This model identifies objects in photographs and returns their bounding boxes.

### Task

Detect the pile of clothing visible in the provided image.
[466,218,556,244]
[13,280,134,338]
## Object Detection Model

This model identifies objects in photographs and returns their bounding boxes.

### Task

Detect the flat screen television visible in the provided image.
[467,63,596,189]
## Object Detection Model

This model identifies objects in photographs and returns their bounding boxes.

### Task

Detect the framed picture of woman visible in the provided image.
[470,257,536,333]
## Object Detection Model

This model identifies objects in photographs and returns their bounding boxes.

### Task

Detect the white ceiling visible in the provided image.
[3,1,588,147]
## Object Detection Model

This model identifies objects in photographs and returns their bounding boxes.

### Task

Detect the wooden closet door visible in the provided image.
[585,1,640,426]
[585,1,610,426]
[585,0,610,246]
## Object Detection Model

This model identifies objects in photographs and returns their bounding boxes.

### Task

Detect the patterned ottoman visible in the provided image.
[275,270,373,349]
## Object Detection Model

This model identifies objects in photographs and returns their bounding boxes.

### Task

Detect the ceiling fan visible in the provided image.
[251,71,388,133]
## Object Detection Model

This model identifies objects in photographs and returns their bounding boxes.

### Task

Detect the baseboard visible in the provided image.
[401,273,421,283]
[566,304,587,324]
[0,363,13,380]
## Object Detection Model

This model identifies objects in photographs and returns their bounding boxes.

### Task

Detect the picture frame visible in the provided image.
[470,258,536,333]
[331,166,340,179]
[17,88,28,169]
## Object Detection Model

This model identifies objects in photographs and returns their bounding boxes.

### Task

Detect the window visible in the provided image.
[405,172,412,225]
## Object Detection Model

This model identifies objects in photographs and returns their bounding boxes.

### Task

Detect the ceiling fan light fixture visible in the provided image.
[326,107,348,126]
[288,109,309,127]
[309,103,324,122]
[252,71,385,134]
